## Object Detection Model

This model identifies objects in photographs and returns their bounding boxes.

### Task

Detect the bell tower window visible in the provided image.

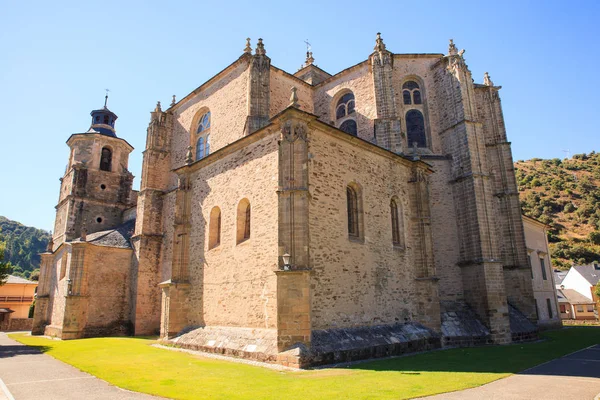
[100,147,112,171]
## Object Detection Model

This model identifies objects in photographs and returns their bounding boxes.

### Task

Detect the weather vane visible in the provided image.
[104,88,110,108]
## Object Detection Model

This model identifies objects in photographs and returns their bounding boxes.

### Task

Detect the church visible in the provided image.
[33,34,538,367]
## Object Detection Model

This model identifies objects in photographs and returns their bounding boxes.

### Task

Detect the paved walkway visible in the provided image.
[422,344,600,400]
[0,333,162,400]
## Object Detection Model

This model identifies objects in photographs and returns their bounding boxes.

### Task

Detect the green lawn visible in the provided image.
[10,327,600,400]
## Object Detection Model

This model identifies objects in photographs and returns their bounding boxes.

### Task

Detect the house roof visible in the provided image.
[573,264,600,286]
[80,219,136,249]
[557,289,594,304]
[554,270,568,285]
[6,275,37,285]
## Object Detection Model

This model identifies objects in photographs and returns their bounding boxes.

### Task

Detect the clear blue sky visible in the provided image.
[1,0,599,231]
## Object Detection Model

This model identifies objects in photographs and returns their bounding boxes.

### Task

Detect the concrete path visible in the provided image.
[0,333,163,400]
[422,344,600,400]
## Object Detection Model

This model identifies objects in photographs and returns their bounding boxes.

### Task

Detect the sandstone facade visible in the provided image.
[34,34,539,367]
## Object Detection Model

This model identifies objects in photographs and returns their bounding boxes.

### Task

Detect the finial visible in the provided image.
[374,32,386,52]
[289,87,299,108]
[46,237,54,252]
[448,39,457,56]
[244,38,252,54]
[484,72,493,86]
[155,101,162,113]
[255,38,266,56]
[412,141,420,161]
[104,88,110,108]
[185,146,193,165]
[171,95,176,107]
[305,51,314,66]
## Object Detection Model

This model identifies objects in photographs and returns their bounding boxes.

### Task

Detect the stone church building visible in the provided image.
[34,34,538,367]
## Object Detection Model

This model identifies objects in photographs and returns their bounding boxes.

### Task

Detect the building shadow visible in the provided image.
[0,344,50,358]
[344,327,600,379]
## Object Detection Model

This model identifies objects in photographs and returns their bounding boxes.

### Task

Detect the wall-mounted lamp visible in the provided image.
[66,278,73,295]
[282,253,291,271]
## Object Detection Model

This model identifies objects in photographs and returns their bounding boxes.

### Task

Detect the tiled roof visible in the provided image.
[82,219,135,249]
[6,275,37,285]
[557,289,594,304]
[554,270,568,285]
[573,264,600,286]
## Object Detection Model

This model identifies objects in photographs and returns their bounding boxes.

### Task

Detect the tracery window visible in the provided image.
[406,110,427,148]
[100,147,112,172]
[335,92,357,136]
[195,111,211,160]
[236,199,251,244]
[402,81,422,105]
[208,207,221,250]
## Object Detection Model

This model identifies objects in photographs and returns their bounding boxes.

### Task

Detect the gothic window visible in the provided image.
[196,135,211,160]
[195,111,211,160]
[197,112,211,134]
[100,147,112,171]
[208,207,221,249]
[236,199,251,244]
[406,110,427,148]
[335,92,357,136]
[402,81,421,105]
[346,183,363,240]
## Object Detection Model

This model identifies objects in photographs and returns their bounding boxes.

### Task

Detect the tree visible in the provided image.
[0,243,10,286]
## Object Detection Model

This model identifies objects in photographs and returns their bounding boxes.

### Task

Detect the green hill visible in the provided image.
[0,216,51,280]
[515,151,600,269]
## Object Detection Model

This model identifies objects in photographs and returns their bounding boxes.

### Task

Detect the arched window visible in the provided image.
[346,183,363,239]
[402,81,421,105]
[390,198,405,247]
[195,111,211,160]
[335,92,357,136]
[236,199,251,244]
[208,207,221,249]
[339,120,357,136]
[100,147,112,172]
[406,110,427,148]
[347,187,359,237]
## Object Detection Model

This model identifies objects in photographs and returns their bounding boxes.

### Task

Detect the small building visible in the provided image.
[0,275,37,331]
[522,215,561,328]
[556,289,596,320]
[557,263,600,320]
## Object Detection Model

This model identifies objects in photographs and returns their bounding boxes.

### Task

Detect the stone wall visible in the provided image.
[6,318,33,332]
[307,127,427,330]
[82,245,133,336]
[313,63,376,142]
[171,60,250,177]
[184,133,280,329]
[270,69,313,116]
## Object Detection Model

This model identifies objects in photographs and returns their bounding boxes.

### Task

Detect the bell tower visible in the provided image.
[52,98,135,250]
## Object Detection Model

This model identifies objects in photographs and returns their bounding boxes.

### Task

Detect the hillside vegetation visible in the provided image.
[515,151,600,269]
[0,216,51,280]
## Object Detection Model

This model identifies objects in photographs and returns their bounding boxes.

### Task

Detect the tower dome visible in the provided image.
[87,94,118,137]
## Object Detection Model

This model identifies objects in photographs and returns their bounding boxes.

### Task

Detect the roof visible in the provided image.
[0,308,14,313]
[554,270,568,285]
[557,289,594,304]
[6,275,37,285]
[573,264,600,286]
[81,219,136,249]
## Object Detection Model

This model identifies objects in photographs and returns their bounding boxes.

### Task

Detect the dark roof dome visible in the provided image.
[88,106,118,137]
